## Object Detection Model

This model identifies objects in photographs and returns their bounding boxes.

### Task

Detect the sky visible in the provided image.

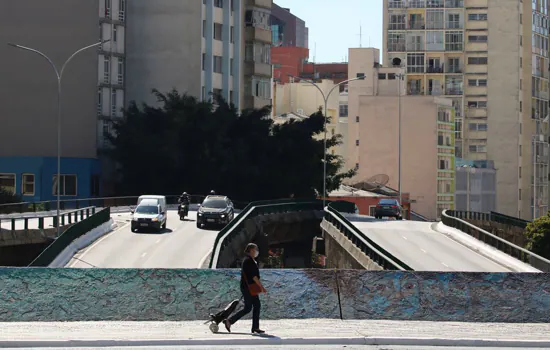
[273,0,383,63]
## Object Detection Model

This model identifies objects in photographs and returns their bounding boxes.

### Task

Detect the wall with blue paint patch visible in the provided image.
[0,269,548,322]
[0,156,100,202]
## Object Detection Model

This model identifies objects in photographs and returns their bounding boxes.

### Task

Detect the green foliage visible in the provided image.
[524,211,550,259]
[108,89,354,202]
[0,188,21,205]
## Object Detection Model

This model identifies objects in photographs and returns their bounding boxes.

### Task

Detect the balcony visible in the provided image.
[446,89,463,95]
[446,22,463,29]
[446,65,463,73]
[245,27,272,44]
[244,61,272,77]
[408,21,426,30]
[445,0,464,7]
[244,95,271,110]
[388,43,406,52]
[388,23,406,30]
[406,43,425,52]
[408,0,426,8]
[427,66,444,73]
[388,0,405,8]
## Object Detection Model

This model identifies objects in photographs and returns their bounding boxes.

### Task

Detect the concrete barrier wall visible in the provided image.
[0,268,549,322]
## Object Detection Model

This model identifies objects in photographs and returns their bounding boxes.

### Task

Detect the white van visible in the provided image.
[131,195,168,232]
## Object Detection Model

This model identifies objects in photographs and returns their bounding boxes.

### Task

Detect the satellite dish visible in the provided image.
[353,174,390,191]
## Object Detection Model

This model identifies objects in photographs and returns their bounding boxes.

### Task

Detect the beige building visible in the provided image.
[272,79,345,155]
[347,48,455,219]
[383,0,549,220]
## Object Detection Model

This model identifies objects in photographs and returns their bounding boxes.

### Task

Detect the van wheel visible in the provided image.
[162,221,167,229]
[196,221,202,228]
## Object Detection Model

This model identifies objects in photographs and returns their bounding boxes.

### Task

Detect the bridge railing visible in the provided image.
[209,198,323,268]
[0,207,97,232]
[324,204,413,271]
[441,210,550,272]
[448,210,530,229]
[29,207,111,267]
[0,194,249,216]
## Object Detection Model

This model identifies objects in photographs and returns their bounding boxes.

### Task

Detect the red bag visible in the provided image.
[242,272,262,296]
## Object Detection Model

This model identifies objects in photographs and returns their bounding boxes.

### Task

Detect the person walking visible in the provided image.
[224,243,266,334]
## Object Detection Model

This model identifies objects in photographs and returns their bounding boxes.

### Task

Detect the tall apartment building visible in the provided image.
[243,0,273,109]
[271,4,309,48]
[0,0,102,202]
[347,48,456,219]
[383,0,549,220]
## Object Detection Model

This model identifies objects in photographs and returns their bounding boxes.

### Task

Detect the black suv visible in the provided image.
[197,195,235,228]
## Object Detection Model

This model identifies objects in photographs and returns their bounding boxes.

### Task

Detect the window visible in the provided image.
[91,175,100,197]
[468,35,487,43]
[214,0,223,8]
[53,175,77,196]
[230,90,234,104]
[202,53,206,71]
[21,174,35,196]
[0,174,15,194]
[245,43,254,61]
[213,55,223,73]
[356,140,360,146]
[203,20,206,38]
[113,26,117,42]
[388,73,396,80]
[97,88,102,116]
[339,104,348,117]
[468,56,488,64]
[378,73,386,80]
[118,0,125,21]
[519,167,522,179]
[214,23,223,40]
[469,123,488,131]
[213,88,222,97]
[407,53,425,73]
[117,58,124,84]
[231,0,234,12]
[468,13,487,21]
[230,58,234,76]
[439,160,448,170]
[230,26,234,43]
[445,31,463,51]
[446,13,461,29]
[467,101,487,108]
[111,89,117,116]
[103,56,110,83]
[468,79,487,86]
[356,116,360,122]
[104,0,111,17]
[356,73,365,78]
[469,145,487,153]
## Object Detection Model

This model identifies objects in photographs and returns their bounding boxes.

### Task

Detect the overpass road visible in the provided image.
[346,216,510,272]
[67,211,219,269]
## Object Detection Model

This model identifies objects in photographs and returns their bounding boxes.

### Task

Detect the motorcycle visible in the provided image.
[178,203,189,220]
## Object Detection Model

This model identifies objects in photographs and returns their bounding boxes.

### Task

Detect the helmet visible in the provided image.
[210,190,216,194]
[182,192,188,195]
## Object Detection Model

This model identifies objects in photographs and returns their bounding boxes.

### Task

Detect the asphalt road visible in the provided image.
[3,347,540,350]
[347,216,510,272]
[66,210,222,268]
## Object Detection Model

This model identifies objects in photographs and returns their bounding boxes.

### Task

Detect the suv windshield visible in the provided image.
[135,205,159,214]
[379,199,398,205]
[202,199,227,209]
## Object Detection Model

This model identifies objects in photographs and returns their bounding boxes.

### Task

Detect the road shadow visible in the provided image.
[133,228,174,235]
[197,225,223,231]
[215,331,277,338]
[179,218,196,222]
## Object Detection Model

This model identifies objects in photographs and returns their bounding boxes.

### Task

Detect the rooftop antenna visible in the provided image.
[358,23,363,47]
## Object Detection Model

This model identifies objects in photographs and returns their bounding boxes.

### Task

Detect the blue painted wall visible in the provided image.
[0,156,100,202]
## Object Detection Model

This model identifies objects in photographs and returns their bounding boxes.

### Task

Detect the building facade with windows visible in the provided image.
[383,0,549,220]
[243,0,274,109]
[125,0,244,110]
[271,3,308,48]
[347,48,455,220]
[0,0,102,202]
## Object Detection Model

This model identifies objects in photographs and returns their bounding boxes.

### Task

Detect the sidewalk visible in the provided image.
[1,319,550,348]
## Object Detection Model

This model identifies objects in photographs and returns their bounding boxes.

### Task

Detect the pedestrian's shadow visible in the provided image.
[216,331,277,338]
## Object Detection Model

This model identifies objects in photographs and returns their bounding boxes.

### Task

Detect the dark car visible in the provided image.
[374,198,402,220]
[197,195,235,228]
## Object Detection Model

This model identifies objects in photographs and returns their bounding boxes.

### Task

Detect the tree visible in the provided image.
[524,212,550,259]
[0,188,20,205]
[108,89,354,201]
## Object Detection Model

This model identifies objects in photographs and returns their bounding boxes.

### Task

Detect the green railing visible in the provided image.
[0,207,97,232]
[447,210,530,229]
[324,203,413,271]
[29,208,111,267]
[209,198,325,268]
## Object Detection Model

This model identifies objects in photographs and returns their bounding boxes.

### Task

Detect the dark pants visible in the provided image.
[228,285,260,330]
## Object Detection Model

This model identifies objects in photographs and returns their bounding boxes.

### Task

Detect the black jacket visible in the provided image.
[241,255,260,289]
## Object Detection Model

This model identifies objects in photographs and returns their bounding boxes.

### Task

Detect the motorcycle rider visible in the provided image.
[179,192,191,204]
[178,192,190,219]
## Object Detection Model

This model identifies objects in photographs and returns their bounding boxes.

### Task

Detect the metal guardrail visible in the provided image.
[209,198,325,268]
[0,207,97,232]
[29,207,111,267]
[0,194,249,216]
[441,210,550,272]
[324,204,412,271]
[447,210,530,229]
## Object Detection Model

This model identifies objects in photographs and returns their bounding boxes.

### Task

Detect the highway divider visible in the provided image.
[29,208,111,267]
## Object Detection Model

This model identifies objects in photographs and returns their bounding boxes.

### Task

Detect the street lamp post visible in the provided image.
[288,74,366,208]
[395,73,404,206]
[8,40,108,237]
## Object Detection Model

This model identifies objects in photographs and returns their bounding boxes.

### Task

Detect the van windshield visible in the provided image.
[135,205,159,214]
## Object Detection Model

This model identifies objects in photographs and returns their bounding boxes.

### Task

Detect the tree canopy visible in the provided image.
[0,188,20,205]
[109,89,354,202]
[524,211,550,259]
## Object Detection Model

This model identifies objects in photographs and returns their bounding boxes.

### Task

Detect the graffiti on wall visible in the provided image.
[338,270,550,323]
[0,268,549,322]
